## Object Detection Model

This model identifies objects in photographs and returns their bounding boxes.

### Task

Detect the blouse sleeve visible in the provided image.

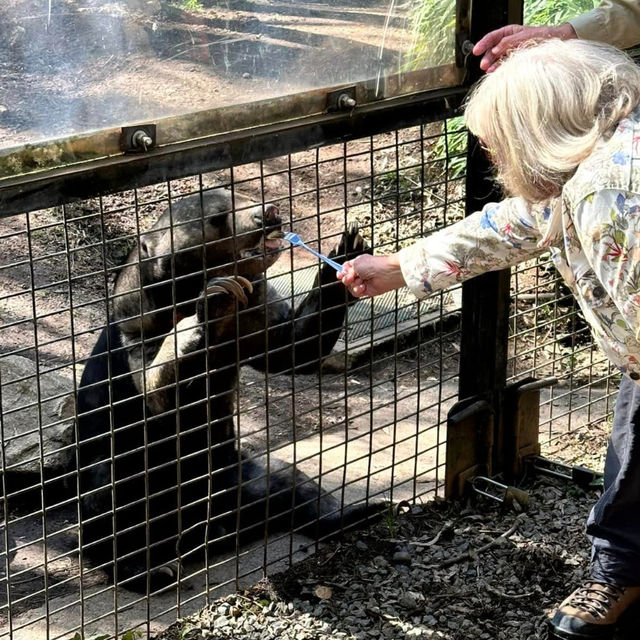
[397,197,550,299]
[569,1,640,49]
[571,189,640,340]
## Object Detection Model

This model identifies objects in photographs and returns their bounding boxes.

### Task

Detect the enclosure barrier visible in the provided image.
[0,1,618,639]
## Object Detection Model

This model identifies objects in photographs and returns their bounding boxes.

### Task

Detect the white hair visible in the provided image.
[464,39,640,202]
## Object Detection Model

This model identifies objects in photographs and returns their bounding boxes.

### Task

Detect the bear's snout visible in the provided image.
[253,203,281,230]
[264,203,280,223]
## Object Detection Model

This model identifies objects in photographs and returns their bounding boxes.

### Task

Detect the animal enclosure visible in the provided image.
[1,120,473,639]
[0,1,619,639]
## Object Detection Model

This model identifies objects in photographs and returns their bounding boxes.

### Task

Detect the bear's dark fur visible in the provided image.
[76,189,375,592]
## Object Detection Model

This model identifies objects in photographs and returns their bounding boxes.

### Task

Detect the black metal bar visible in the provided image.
[458,0,523,479]
[0,87,466,217]
[529,456,603,489]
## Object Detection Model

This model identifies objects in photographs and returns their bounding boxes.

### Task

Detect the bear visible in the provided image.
[76,188,378,592]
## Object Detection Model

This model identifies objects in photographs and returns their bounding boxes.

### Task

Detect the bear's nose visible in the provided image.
[254,203,281,229]
[264,203,280,225]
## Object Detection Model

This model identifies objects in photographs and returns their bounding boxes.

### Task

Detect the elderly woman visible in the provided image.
[339,39,640,640]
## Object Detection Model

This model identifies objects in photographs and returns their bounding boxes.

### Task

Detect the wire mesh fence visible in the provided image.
[0,121,466,639]
[0,108,619,638]
[508,254,618,462]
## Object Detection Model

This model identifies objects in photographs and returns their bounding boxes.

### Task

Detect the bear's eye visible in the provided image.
[207,212,229,227]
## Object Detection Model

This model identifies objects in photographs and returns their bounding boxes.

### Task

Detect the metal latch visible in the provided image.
[445,398,494,499]
[503,376,557,481]
[471,476,530,511]
[528,456,603,490]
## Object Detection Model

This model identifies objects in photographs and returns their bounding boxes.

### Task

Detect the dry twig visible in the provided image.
[420,514,527,569]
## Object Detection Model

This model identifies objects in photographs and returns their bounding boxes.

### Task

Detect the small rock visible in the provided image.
[213,616,228,629]
[315,584,333,600]
[373,555,389,569]
[392,550,412,565]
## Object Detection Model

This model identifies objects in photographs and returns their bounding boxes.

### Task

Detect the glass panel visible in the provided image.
[0,0,457,149]
[524,0,599,27]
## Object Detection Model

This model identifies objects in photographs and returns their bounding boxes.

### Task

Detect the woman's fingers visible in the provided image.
[474,24,577,73]
[473,25,526,70]
[337,253,404,298]
[337,260,356,285]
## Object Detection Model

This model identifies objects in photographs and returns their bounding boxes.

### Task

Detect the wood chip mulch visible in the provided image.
[155,472,628,640]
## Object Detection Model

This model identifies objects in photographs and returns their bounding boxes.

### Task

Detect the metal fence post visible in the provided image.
[455,0,523,482]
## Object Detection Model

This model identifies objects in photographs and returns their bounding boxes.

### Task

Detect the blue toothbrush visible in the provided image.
[283,232,343,272]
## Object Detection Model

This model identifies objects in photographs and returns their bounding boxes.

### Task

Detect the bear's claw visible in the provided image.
[205,276,253,307]
[330,221,370,263]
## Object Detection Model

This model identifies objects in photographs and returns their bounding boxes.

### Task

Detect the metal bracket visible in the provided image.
[326,87,357,113]
[503,376,557,482]
[455,0,472,68]
[445,398,494,499]
[120,124,157,154]
[471,476,530,511]
[528,456,603,490]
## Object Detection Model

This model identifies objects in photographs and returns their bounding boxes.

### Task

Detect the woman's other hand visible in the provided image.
[473,23,577,73]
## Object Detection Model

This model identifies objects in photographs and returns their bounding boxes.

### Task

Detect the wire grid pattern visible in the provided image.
[508,254,618,452]
[0,122,463,639]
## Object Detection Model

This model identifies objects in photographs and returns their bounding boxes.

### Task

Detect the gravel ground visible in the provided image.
[153,459,639,640]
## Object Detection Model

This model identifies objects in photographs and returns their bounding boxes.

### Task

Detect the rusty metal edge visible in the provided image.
[0,83,467,216]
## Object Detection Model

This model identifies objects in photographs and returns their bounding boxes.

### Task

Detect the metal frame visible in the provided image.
[0,84,466,217]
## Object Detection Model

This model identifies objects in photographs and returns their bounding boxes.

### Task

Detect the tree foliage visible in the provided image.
[408,0,600,178]
[408,0,600,69]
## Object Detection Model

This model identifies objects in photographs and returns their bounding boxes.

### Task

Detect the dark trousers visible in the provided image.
[586,374,640,585]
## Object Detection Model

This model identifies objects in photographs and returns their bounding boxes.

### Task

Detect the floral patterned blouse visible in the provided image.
[398,107,640,381]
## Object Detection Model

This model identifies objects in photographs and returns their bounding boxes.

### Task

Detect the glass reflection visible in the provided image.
[0,0,456,148]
